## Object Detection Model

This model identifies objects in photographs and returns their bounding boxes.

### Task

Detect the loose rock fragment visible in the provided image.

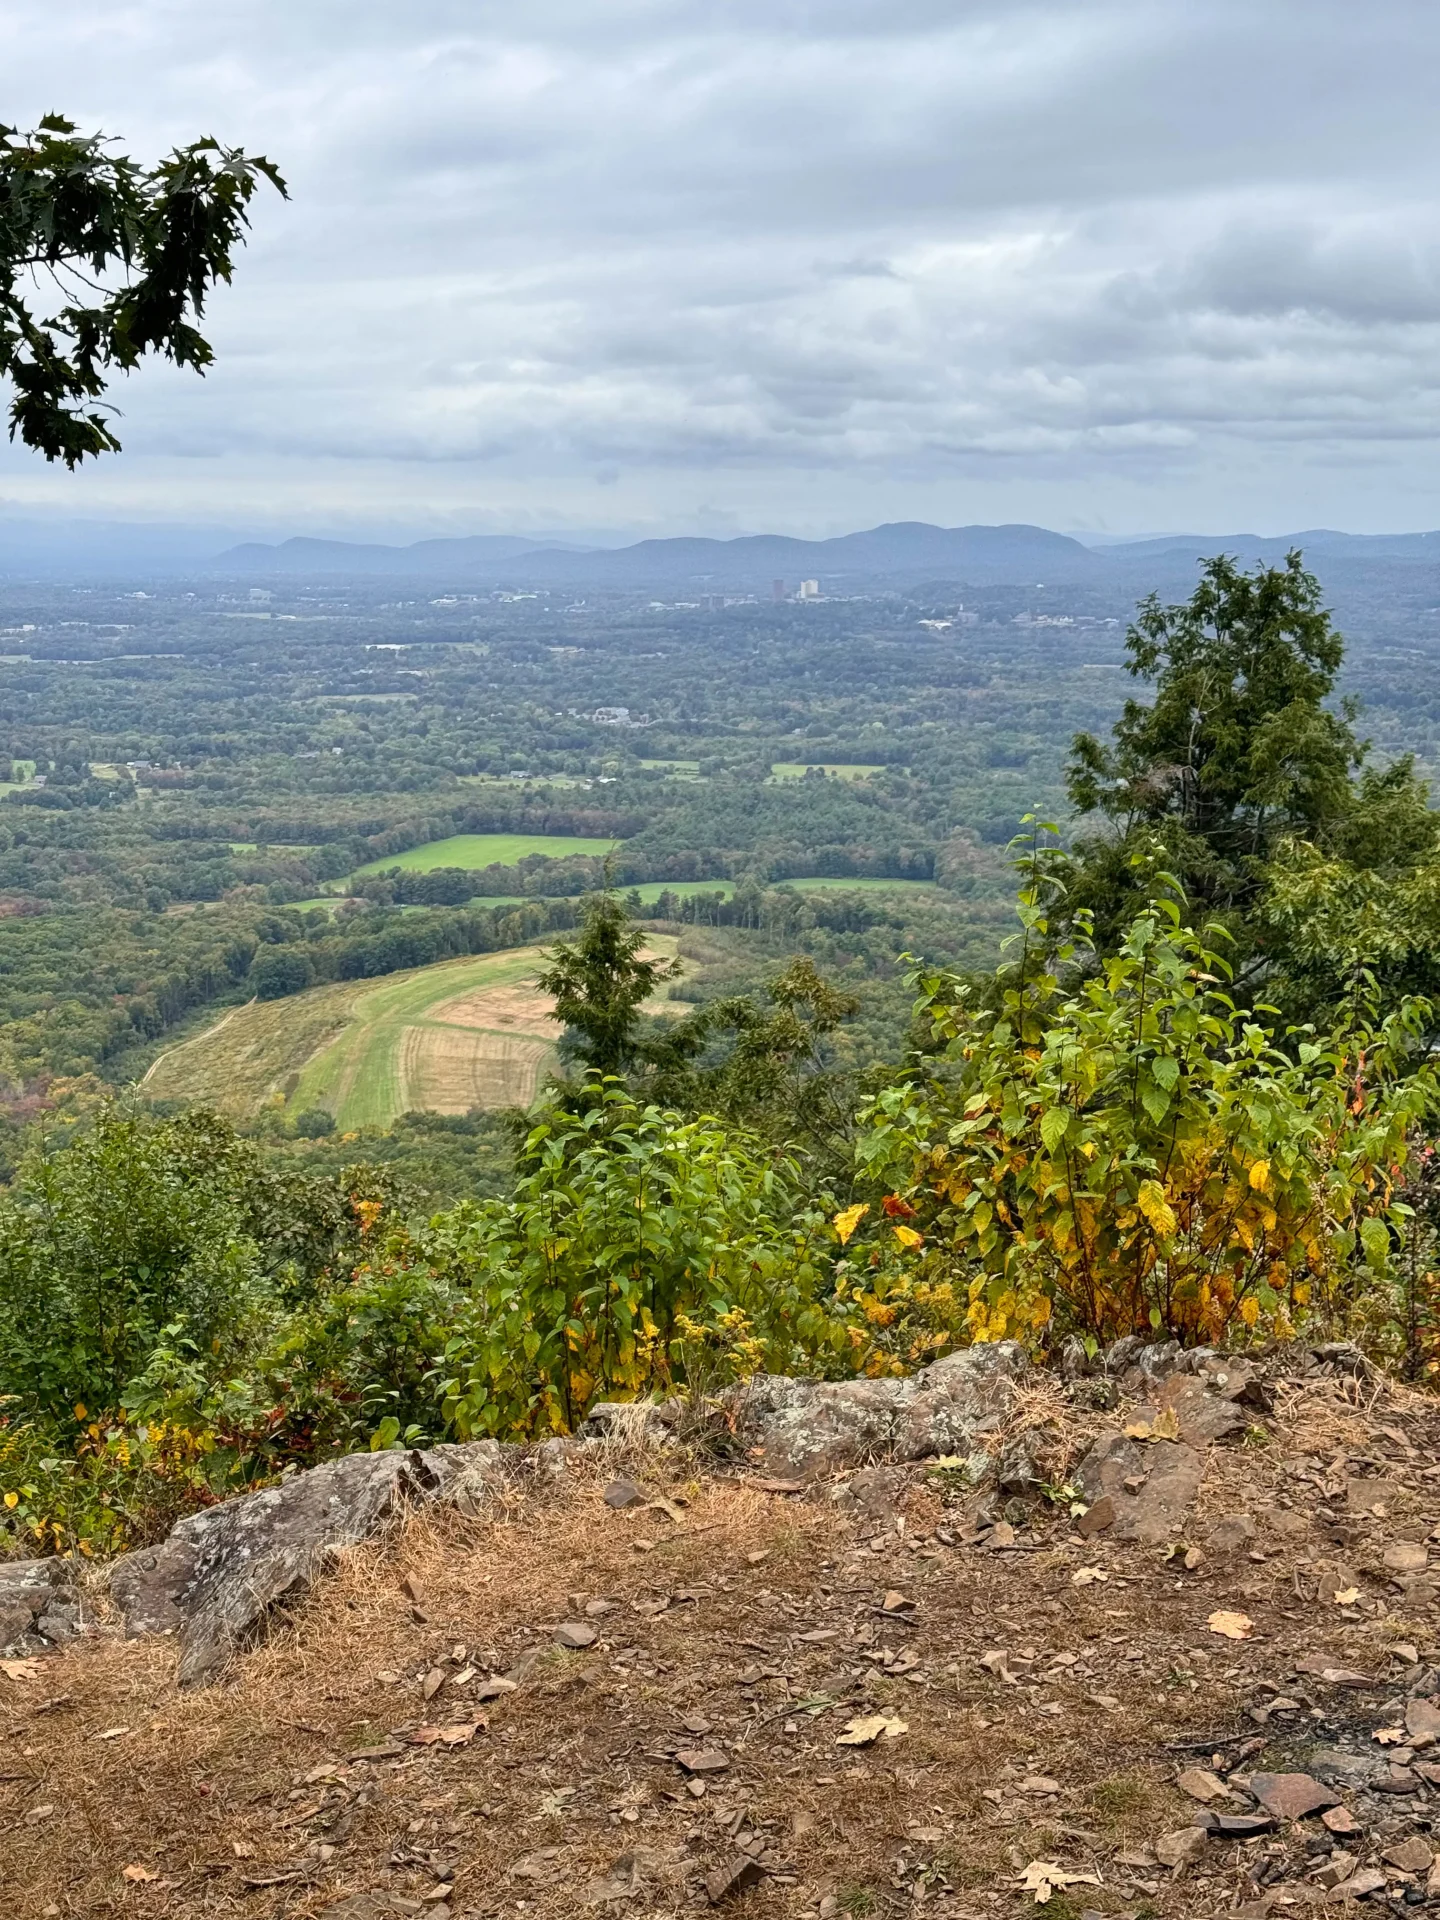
[1176,1767,1228,1803]
[583,1852,646,1905]
[1214,1813,1279,1838]
[706,1855,763,1903]
[603,1479,645,1509]
[676,1748,730,1774]
[1382,1837,1433,1874]
[1076,1497,1115,1539]
[1383,1542,1429,1575]
[1333,1867,1386,1900]
[1322,1806,1363,1836]
[1249,1772,1341,1820]
[554,1622,598,1650]
[1155,1826,1208,1869]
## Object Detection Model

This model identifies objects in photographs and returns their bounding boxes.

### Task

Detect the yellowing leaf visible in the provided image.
[1207,1609,1254,1640]
[892,1224,924,1250]
[1332,1586,1361,1606]
[1249,1159,1271,1191]
[122,1866,159,1884]
[1123,1404,1178,1443]
[836,1713,908,1746]
[0,1658,41,1681]
[1017,1860,1102,1904]
[833,1202,868,1246]
[1136,1179,1177,1236]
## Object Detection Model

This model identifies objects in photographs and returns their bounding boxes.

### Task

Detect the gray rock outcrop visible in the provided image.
[109,1440,505,1687]
[0,1556,86,1655]
[728,1341,1031,1478]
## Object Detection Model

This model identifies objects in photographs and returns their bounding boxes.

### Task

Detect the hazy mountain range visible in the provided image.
[4,517,1440,588]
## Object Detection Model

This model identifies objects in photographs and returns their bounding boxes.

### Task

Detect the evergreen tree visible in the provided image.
[536,891,679,1078]
[1067,552,1362,937]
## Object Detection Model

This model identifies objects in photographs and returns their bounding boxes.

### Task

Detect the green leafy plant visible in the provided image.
[427,1082,863,1438]
[858,873,1436,1346]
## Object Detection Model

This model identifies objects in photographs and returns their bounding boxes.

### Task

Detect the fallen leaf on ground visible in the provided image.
[1332,1586,1361,1605]
[836,1714,907,1746]
[122,1866,158,1883]
[1016,1860,1101,1904]
[0,1659,41,1681]
[409,1720,483,1746]
[1207,1609,1254,1639]
[1071,1566,1108,1586]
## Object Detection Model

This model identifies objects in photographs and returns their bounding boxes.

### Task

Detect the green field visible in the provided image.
[288,949,554,1127]
[768,762,887,782]
[354,831,619,877]
[784,876,937,894]
[638,758,703,777]
[624,880,732,905]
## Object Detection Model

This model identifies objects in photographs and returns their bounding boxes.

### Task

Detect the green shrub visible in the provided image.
[0,1108,274,1422]
[425,1082,864,1438]
[857,882,1437,1346]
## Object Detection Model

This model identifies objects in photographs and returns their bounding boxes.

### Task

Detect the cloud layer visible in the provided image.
[4,0,1440,535]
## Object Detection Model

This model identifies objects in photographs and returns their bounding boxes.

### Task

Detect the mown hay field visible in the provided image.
[143,938,679,1128]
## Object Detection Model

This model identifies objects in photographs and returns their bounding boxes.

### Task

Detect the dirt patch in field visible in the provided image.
[430,981,561,1036]
[400,1024,555,1112]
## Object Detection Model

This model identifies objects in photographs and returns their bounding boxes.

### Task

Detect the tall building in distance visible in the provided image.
[798,579,820,600]
[772,579,786,602]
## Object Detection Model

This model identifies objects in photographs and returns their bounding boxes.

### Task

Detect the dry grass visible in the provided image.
[399,1026,555,1113]
[6,1379,1440,1918]
[428,983,560,1037]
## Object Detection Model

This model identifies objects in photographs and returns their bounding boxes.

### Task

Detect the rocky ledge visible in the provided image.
[0,1337,1364,1688]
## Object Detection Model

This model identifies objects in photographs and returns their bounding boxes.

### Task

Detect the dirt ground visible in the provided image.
[5,1367,1440,1920]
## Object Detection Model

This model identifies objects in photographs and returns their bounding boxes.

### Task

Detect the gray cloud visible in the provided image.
[3,0,1440,535]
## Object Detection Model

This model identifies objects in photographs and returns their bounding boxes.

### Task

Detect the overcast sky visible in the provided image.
[5,0,1440,540]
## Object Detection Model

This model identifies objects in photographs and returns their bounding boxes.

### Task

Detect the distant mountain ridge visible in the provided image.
[213,520,1100,586]
[6,515,1440,586]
